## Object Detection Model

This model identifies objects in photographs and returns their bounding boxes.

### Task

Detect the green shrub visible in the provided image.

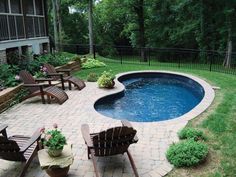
[24,52,77,74]
[0,64,19,88]
[81,58,106,69]
[178,128,206,141]
[166,140,208,167]
[97,71,115,88]
[87,73,99,82]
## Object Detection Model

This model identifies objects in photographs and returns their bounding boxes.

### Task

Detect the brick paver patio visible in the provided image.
[0,71,214,177]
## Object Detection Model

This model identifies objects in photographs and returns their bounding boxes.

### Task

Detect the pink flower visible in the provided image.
[15,75,20,80]
[40,127,45,133]
[42,67,47,72]
[53,123,58,129]
[46,134,52,140]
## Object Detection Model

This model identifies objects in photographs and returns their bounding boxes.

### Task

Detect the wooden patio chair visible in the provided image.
[81,120,139,177]
[43,63,86,90]
[0,124,41,177]
[19,70,68,104]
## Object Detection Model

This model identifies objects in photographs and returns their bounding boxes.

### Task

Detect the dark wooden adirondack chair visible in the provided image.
[0,124,41,177]
[81,120,139,177]
[19,70,68,104]
[44,63,86,90]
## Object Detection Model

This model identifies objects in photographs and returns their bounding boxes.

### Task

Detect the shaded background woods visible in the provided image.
[47,0,236,67]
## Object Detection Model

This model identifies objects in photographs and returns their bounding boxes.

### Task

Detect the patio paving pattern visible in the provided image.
[0,71,214,177]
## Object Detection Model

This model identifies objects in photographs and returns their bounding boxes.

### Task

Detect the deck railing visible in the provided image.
[58,43,236,75]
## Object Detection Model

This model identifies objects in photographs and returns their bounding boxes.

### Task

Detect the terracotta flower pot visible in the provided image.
[46,166,70,177]
[106,80,115,89]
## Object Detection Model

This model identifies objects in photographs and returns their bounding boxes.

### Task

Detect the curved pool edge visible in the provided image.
[94,70,215,125]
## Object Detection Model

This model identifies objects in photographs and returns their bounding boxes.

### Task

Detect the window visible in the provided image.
[35,0,43,15]
[0,0,9,13]
[10,0,21,14]
[26,0,34,14]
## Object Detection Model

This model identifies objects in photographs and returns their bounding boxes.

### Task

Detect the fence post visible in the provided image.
[148,48,151,66]
[93,44,96,59]
[120,48,123,65]
[76,45,79,55]
[209,52,213,72]
[178,56,181,68]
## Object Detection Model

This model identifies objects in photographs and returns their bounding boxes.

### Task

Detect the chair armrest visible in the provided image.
[56,69,71,76]
[121,120,133,128]
[0,124,8,137]
[35,78,53,82]
[19,128,41,153]
[81,124,93,147]
[0,124,8,133]
[121,120,139,143]
[47,73,63,77]
[23,83,49,87]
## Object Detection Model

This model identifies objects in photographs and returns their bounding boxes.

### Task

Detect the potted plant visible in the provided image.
[41,124,67,157]
[97,71,115,88]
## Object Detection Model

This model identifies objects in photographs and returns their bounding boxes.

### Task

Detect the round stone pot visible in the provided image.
[47,148,63,157]
[46,166,70,177]
[106,80,115,89]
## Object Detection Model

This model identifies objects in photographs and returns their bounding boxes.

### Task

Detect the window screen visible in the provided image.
[35,0,43,15]
[0,0,9,13]
[26,0,34,14]
[10,0,21,14]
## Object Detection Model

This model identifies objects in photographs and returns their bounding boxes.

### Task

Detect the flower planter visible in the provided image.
[46,166,70,177]
[48,148,63,157]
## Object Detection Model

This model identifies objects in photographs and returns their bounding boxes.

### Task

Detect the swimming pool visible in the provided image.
[95,72,207,122]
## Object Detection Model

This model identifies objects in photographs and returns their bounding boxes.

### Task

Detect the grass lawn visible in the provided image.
[74,58,236,177]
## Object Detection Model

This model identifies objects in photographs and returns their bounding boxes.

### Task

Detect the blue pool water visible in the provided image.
[95,73,204,122]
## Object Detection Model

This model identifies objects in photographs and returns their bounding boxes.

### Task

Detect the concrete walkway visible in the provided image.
[0,71,214,177]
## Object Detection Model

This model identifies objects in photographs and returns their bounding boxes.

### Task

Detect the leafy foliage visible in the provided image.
[166,140,208,167]
[87,72,99,82]
[0,64,20,88]
[97,70,115,88]
[178,128,206,141]
[19,52,76,75]
[81,58,106,69]
[43,128,66,150]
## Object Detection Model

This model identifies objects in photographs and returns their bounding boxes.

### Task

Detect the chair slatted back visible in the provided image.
[0,136,26,161]
[92,126,137,156]
[19,70,38,93]
[44,63,60,80]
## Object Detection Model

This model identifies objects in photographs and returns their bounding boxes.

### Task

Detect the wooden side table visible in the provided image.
[38,145,74,177]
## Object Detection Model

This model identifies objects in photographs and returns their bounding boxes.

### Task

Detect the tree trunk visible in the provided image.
[51,0,58,51]
[88,0,94,55]
[224,28,232,68]
[56,0,62,50]
[199,0,206,63]
[223,5,232,68]
[134,0,146,61]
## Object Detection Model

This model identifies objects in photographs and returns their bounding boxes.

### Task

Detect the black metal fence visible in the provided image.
[59,44,236,75]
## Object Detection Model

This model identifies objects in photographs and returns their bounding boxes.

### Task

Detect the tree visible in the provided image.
[51,0,62,51]
[88,0,94,55]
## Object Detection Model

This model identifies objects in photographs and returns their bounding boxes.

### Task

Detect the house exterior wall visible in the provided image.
[0,49,7,64]
[0,0,49,64]
[0,37,49,55]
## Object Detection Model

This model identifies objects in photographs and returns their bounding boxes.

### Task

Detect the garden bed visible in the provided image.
[0,59,81,113]
[0,84,23,113]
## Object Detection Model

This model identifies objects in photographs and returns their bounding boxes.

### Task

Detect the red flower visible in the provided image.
[40,127,45,133]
